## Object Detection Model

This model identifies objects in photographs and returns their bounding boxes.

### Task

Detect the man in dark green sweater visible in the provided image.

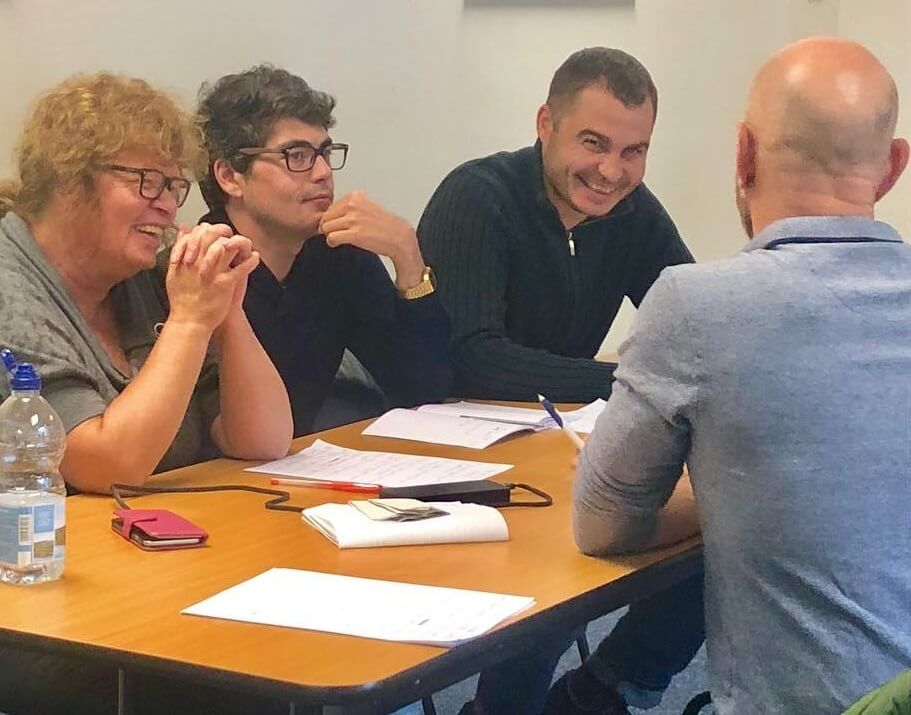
[419,48,693,403]
[419,49,704,715]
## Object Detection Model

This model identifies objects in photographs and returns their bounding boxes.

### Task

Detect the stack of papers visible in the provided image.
[363,408,533,448]
[245,439,513,486]
[182,568,535,646]
[303,500,509,548]
[420,400,608,432]
[361,399,609,448]
[419,401,558,428]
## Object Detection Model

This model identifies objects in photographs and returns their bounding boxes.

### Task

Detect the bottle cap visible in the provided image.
[7,364,41,392]
[2,349,42,391]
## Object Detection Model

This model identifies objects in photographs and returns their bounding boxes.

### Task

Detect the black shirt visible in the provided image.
[417,142,694,402]
[201,209,452,436]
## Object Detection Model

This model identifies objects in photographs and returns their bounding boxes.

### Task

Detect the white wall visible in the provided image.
[838,0,911,237]
[603,0,836,350]
[0,0,907,354]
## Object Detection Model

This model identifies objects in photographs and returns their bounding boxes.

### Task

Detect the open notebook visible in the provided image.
[302,501,509,548]
[362,399,608,449]
[362,408,534,448]
[418,399,607,432]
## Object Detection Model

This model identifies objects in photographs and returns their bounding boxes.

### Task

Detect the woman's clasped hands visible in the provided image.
[166,222,259,332]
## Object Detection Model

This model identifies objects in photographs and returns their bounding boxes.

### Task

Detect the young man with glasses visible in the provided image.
[196,65,451,436]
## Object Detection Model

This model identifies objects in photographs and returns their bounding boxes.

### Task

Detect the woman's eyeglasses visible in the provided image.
[104,165,192,207]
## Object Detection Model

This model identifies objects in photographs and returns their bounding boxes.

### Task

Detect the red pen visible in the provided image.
[270,478,381,493]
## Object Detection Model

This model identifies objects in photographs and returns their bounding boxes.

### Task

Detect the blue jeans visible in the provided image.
[472,572,705,715]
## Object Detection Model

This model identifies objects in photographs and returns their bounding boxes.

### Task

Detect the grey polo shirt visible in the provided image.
[574,216,911,713]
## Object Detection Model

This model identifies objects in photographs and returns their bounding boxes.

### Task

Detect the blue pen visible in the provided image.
[537,393,586,450]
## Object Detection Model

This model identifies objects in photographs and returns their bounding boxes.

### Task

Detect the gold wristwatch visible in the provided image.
[398,265,436,300]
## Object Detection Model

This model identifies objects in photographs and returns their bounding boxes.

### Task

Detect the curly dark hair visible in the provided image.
[547,47,658,123]
[196,65,336,209]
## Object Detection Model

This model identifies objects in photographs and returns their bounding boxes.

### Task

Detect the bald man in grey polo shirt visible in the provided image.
[559,37,911,715]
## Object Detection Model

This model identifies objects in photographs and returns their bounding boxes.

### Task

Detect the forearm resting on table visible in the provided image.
[211,311,292,460]
[457,335,617,402]
[574,475,700,556]
[60,320,212,493]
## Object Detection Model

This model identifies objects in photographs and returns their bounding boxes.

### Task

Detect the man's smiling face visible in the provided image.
[538,85,654,228]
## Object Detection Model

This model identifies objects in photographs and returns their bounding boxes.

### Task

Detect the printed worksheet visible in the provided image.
[245,439,513,487]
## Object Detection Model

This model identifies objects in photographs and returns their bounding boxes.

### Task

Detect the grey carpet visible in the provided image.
[423,608,708,714]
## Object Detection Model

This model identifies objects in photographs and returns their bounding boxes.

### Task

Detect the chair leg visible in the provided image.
[575,633,590,661]
[421,695,437,715]
[681,690,712,715]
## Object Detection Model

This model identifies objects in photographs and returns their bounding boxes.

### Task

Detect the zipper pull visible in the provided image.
[567,230,576,257]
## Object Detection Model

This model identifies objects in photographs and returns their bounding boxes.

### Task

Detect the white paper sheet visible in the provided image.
[562,398,608,434]
[418,399,608,434]
[418,401,553,428]
[182,568,535,646]
[245,439,513,487]
[302,501,509,548]
[362,408,533,449]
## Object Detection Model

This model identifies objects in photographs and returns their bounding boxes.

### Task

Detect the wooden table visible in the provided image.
[0,416,702,714]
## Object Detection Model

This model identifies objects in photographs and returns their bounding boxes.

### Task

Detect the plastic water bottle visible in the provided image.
[0,349,66,585]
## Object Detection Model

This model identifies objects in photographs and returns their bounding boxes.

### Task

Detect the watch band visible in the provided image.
[399,265,436,300]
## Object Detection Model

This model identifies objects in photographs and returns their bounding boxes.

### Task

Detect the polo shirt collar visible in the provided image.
[744,215,903,252]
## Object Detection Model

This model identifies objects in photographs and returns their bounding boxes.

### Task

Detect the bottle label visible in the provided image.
[0,497,66,567]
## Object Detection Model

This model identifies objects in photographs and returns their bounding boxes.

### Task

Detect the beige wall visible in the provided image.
[0,0,906,353]
[608,0,909,351]
[838,0,911,237]
[0,0,637,228]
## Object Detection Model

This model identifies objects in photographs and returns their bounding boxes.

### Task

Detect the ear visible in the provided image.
[736,121,757,191]
[874,138,910,201]
[536,103,554,144]
[213,158,244,200]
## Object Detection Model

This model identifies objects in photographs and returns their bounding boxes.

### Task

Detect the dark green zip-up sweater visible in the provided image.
[417,142,693,402]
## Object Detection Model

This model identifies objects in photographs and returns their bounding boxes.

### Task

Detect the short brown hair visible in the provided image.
[196,65,336,210]
[547,47,658,122]
[0,73,204,221]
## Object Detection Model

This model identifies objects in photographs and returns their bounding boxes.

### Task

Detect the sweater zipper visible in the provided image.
[567,230,575,257]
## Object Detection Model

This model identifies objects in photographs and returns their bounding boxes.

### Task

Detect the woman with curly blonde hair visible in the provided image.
[0,73,292,495]
[0,73,292,713]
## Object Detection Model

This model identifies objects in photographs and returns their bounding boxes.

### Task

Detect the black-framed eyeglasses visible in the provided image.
[235,142,349,172]
[104,165,192,207]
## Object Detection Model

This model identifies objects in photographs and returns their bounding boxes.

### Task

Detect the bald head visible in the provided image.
[747,37,898,175]
[735,38,908,236]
